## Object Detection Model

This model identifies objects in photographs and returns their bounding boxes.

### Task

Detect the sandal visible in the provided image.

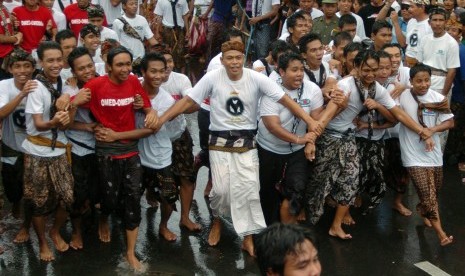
[440,235,453,246]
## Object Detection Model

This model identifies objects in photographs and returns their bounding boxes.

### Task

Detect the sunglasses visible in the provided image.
[401,4,410,10]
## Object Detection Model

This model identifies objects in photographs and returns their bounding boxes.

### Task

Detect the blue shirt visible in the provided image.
[451,44,465,103]
[211,0,235,23]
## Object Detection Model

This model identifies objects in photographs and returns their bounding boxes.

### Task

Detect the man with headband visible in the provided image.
[80,24,104,64]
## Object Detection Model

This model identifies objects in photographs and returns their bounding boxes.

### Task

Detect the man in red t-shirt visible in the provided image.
[0,0,22,79]
[64,0,107,38]
[12,0,57,53]
[77,46,157,272]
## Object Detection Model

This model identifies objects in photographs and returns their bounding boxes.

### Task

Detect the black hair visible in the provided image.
[287,10,307,30]
[222,28,243,43]
[338,13,357,29]
[107,46,133,66]
[298,32,322,54]
[353,49,379,68]
[429,7,448,21]
[381,43,404,56]
[343,42,364,58]
[271,40,297,62]
[37,41,63,61]
[333,31,352,47]
[277,52,304,71]
[377,50,391,60]
[55,29,75,44]
[140,52,167,72]
[255,224,318,276]
[409,63,431,79]
[372,20,392,35]
[459,12,465,26]
[68,47,93,71]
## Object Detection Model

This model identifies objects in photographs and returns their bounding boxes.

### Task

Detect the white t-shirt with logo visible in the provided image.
[92,0,123,24]
[112,14,154,60]
[53,8,67,31]
[0,79,28,164]
[405,18,432,59]
[154,0,189,28]
[416,32,460,92]
[258,79,323,154]
[329,76,396,135]
[399,89,454,167]
[22,81,68,157]
[188,67,285,131]
[63,85,95,156]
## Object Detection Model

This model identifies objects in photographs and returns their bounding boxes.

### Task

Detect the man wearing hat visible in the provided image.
[404,0,432,67]
[312,0,339,45]
[80,24,104,64]
[84,4,117,43]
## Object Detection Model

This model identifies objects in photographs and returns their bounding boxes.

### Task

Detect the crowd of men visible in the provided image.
[0,0,463,274]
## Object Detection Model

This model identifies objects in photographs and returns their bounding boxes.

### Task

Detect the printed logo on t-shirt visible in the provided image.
[409,33,418,47]
[298,98,311,107]
[422,108,436,116]
[436,49,445,56]
[20,20,44,26]
[71,19,89,25]
[100,97,135,107]
[13,108,26,129]
[171,94,182,101]
[226,96,244,116]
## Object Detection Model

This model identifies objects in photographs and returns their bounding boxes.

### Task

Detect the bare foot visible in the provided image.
[98,218,111,243]
[329,227,352,240]
[179,218,202,232]
[423,218,432,228]
[297,210,306,221]
[11,202,21,219]
[241,235,255,257]
[126,253,144,272]
[354,196,362,208]
[14,227,30,243]
[325,197,337,208]
[440,235,454,246]
[49,230,69,252]
[70,232,83,250]
[208,219,221,246]
[392,203,412,216]
[159,226,177,241]
[342,213,356,225]
[38,241,55,262]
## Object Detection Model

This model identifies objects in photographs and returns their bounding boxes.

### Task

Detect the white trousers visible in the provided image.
[209,149,266,236]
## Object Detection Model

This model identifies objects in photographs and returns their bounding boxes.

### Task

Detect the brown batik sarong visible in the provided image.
[162,26,186,69]
[172,129,195,182]
[406,166,442,221]
[384,138,410,194]
[23,154,74,215]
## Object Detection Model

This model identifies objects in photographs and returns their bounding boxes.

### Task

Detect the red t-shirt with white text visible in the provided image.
[13,6,56,52]
[64,4,108,38]
[83,75,151,133]
[0,6,14,58]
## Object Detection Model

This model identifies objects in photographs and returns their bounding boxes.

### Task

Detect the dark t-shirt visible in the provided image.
[211,0,235,23]
[357,4,394,37]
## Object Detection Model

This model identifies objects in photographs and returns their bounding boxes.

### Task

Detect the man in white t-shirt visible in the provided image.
[41,0,67,31]
[78,4,118,45]
[154,0,190,71]
[53,0,72,12]
[250,0,280,60]
[22,41,73,262]
[92,0,123,25]
[337,0,366,39]
[156,40,321,256]
[405,0,432,67]
[281,0,324,39]
[0,49,37,245]
[56,29,77,88]
[113,0,158,71]
[80,24,104,64]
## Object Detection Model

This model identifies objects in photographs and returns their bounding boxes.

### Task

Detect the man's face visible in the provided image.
[338,0,352,14]
[446,25,462,41]
[400,4,412,21]
[408,4,424,19]
[303,14,313,31]
[60,37,77,62]
[303,40,324,67]
[457,0,465,8]
[25,0,38,7]
[429,14,446,36]
[72,54,96,83]
[41,0,54,8]
[77,0,89,8]
[290,18,310,41]
[345,50,359,73]
[89,17,105,29]
[162,53,175,78]
[142,60,166,90]
[370,0,383,6]
[357,58,379,86]
[282,240,321,276]
[322,3,337,18]
[81,33,101,52]
[221,50,244,79]
[123,0,138,16]
[341,23,357,38]
[299,0,314,12]
[279,59,305,90]
[9,61,34,85]
[332,40,349,60]
[108,53,132,83]
[410,71,431,96]
[371,27,392,50]
[443,0,455,11]
[40,49,64,80]
[376,57,392,84]
[383,46,402,73]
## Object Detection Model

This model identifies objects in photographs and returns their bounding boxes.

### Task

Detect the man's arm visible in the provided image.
[158,96,196,126]
[278,94,321,134]
[200,1,214,19]
[376,0,394,21]
[249,4,279,25]
[428,118,454,133]
[94,125,154,142]
[0,80,37,120]
[32,111,70,131]
[442,68,456,96]
[391,11,406,47]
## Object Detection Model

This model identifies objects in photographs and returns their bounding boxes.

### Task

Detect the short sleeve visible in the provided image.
[186,72,213,104]
[179,75,192,97]
[256,72,284,102]
[154,2,163,16]
[260,95,281,117]
[377,85,396,110]
[142,18,154,39]
[336,79,351,96]
[308,85,324,111]
[132,77,151,108]
[0,82,10,108]
[181,1,189,15]
[25,84,45,114]
[446,41,460,69]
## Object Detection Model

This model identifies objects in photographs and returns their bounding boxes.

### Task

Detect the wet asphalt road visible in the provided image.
[0,113,464,276]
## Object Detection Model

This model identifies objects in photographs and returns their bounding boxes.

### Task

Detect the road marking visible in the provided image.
[414,261,451,276]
